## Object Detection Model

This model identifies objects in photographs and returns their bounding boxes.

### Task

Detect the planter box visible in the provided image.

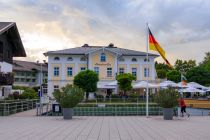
[163,108,173,120]
[63,108,74,119]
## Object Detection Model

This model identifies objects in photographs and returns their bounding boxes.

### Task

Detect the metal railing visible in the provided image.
[0,99,38,116]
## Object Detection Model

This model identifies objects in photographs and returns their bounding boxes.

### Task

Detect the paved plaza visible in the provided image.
[0,115,210,140]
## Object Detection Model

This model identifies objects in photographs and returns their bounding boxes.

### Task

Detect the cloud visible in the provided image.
[0,0,210,64]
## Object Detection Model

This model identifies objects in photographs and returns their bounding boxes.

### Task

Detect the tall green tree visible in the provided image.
[174,59,196,74]
[186,66,210,86]
[199,52,210,73]
[73,70,99,99]
[155,61,172,79]
[166,70,181,83]
[116,73,135,95]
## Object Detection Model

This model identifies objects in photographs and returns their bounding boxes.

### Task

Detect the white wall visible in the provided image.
[0,62,12,73]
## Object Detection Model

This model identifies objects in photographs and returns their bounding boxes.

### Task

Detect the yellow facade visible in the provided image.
[141,64,153,80]
[65,64,75,80]
[78,64,87,72]
[51,63,62,81]
[91,51,115,80]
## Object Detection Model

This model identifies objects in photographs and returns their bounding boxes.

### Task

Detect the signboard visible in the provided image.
[55,105,60,112]
[95,63,111,66]
[98,104,106,107]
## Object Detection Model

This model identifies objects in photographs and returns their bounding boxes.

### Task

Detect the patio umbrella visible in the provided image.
[133,81,159,89]
[160,80,178,87]
[187,82,208,90]
[179,87,206,94]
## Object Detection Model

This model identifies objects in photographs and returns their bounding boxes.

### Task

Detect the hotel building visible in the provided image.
[44,43,158,97]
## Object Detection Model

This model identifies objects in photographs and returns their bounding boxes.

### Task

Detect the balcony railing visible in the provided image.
[0,72,14,85]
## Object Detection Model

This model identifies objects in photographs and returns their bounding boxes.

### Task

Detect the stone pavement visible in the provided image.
[0,116,210,140]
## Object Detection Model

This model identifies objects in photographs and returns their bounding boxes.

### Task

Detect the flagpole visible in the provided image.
[146,22,149,117]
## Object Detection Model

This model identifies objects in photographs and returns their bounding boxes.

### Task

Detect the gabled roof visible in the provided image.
[44,44,159,57]
[13,60,48,72]
[0,22,26,57]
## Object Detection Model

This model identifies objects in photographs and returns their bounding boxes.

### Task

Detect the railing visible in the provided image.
[0,99,39,116]
[0,72,14,85]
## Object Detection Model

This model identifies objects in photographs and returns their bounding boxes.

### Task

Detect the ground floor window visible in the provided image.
[67,67,73,77]
[132,68,137,77]
[94,67,99,75]
[54,85,59,91]
[107,67,112,77]
[80,67,86,71]
[144,68,149,77]
[119,68,124,74]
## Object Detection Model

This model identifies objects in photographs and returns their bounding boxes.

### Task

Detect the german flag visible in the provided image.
[149,28,172,67]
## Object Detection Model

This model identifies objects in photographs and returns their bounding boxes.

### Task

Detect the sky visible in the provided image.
[0,0,210,65]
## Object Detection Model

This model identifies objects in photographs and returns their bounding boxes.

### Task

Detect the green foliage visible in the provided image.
[73,70,99,98]
[156,69,167,79]
[174,59,196,74]
[200,52,210,65]
[53,86,84,108]
[12,86,29,90]
[116,73,135,94]
[155,61,172,79]
[19,88,38,99]
[186,66,210,86]
[166,70,181,83]
[155,87,179,108]
[128,92,139,98]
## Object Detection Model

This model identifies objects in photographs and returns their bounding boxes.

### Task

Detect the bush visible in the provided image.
[53,86,84,108]
[96,94,104,99]
[19,88,38,99]
[154,87,179,108]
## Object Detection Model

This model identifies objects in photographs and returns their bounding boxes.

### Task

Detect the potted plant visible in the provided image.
[155,87,179,120]
[53,85,84,119]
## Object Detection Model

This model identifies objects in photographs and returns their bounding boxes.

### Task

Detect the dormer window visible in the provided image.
[54,57,60,61]
[132,58,137,62]
[80,56,87,61]
[100,53,106,62]
[67,57,73,61]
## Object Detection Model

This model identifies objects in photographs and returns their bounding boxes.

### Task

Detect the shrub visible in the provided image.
[154,87,179,108]
[53,86,84,108]
[19,88,38,99]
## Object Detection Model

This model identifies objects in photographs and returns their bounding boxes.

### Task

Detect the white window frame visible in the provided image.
[100,53,106,62]
[54,67,59,77]
[67,67,73,77]
[80,67,86,71]
[107,67,112,77]
[54,85,59,91]
[144,68,150,77]
[94,67,99,75]
[119,68,124,74]
[132,68,137,77]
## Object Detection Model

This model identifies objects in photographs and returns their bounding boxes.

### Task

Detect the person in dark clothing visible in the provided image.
[179,97,190,117]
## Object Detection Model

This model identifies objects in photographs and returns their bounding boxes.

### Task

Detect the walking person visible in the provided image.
[179,97,190,117]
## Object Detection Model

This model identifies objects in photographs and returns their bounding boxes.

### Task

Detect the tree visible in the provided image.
[155,61,172,79]
[73,70,99,99]
[116,73,135,95]
[186,66,210,86]
[166,70,181,83]
[201,52,210,65]
[174,59,196,74]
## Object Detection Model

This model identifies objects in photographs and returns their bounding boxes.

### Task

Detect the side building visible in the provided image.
[13,60,48,87]
[0,22,26,99]
[44,43,159,97]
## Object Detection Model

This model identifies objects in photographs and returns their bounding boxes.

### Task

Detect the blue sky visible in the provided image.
[0,0,210,64]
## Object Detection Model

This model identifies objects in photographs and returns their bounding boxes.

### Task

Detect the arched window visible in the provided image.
[54,57,60,61]
[67,57,73,61]
[119,57,124,62]
[132,58,137,62]
[80,56,87,61]
[100,53,106,62]
[144,58,150,62]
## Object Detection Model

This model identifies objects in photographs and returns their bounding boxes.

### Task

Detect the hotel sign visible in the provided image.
[95,63,111,66]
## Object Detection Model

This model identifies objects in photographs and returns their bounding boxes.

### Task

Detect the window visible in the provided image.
[119,68,124,74]
[107,67,112,77]
[67,67,73,77]
[67,57,73,61]
[132,68,137,77]
[32,79,36,82]
[94,67,99,75]
[144,68,150,77]
[144,58,150,62]
[132,58,137,62]
[80,67,86,71]
[21,78,25,82]
[54,57,60,61]
[54,67,59,76]
[15,78,19,82]
[54,85,59,91]
[80,57,87,61]
[100,53,106,62]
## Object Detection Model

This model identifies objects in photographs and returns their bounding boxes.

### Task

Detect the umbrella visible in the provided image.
[187,82,208,90]
[160,80,177,87]
[133,81,159,89]
[179,87,206,94]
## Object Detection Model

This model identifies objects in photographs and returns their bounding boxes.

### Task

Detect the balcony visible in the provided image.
[0,72,14,85]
